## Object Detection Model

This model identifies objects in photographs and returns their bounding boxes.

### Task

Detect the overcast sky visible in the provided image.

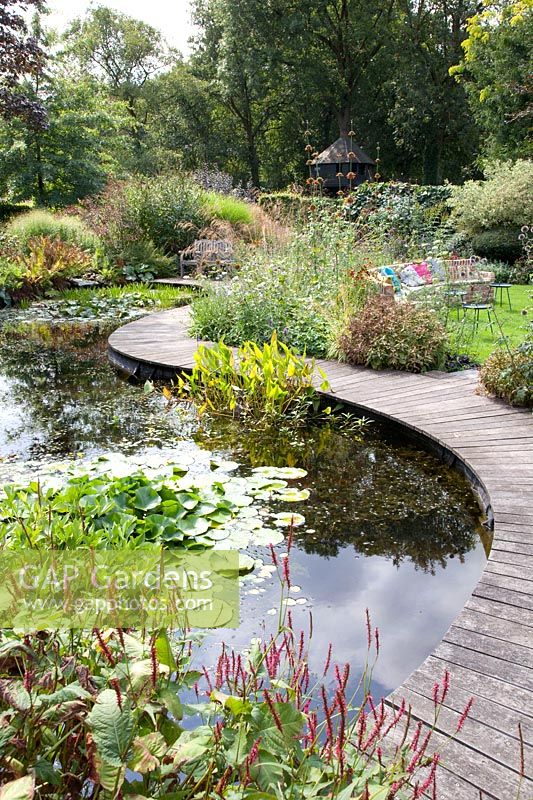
[45,0,197,55]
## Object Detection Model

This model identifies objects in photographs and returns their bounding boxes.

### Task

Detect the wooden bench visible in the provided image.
[179,239,233,278]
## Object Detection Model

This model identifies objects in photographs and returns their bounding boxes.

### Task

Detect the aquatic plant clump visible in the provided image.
[0,454,310,551]
[173,334,330,421]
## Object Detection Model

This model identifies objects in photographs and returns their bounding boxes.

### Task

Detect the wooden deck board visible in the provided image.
[107,307,533,799]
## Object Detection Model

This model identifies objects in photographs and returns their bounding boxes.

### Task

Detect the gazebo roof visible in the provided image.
[314,136,375,165]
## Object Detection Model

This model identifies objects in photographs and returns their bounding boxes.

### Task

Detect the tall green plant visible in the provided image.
[175,333,329,420]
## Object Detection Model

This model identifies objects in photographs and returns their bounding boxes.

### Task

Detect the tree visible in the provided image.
[65,6,175,167]
[384,0,479,184]
[0,0,47,126]
[145,64,240,175]
[303,0,398,136]
[191,0,296,186]
[450,0,533,160]
[0,75,132,205]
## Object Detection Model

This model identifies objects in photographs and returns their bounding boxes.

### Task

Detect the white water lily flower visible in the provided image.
[252,467,307,480]
[272,512,306,527]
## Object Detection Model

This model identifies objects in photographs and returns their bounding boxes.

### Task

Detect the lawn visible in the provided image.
[446,284,532,363]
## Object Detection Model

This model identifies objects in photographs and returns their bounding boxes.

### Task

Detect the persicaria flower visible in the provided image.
[456,697,474,732]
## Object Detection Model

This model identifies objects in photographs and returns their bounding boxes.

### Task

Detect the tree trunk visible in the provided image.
[338,107,351,136]
[244,124,260,187]
[423,124,444,184]
[35,136,45,205]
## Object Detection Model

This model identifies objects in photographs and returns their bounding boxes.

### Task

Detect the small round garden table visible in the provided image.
[462,302,495,335]
[490,283,512,310]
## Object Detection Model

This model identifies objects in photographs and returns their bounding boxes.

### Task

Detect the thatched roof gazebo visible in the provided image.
[313,135,376,191]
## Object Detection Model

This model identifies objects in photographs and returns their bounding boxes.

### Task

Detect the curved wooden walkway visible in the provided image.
[109,307,533,799]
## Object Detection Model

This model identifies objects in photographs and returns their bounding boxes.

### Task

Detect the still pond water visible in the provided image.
[0,315,490,700]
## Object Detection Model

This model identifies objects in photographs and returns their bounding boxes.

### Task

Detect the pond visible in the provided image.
[0,311,490,701]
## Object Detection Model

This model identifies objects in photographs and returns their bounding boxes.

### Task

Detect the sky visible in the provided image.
[45,0,197,56]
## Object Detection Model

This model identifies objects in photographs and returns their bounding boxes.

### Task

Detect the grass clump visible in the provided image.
[6,209,100,253]
[201,190,254,226]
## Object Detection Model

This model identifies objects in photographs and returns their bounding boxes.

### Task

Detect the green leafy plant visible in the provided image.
[13,237,93,294]
[174,334,329,421]
[122,262,157,282]
[118,239,176,275]
[339,299,449,373]
[190,213,379,358]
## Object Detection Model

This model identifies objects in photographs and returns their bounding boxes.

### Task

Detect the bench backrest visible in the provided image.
[192,239,232,256]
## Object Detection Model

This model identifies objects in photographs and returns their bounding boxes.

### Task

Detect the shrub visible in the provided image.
[480,336,533,407]
[0,202,30,222]
[124,175,208,254]
[342,182,454,259]
[450,160,533,262]
[258,192,337,222]
[192,164,255,199]
[471,226,523,263]
[6,209,100,253]
[339,299,449,372]
[175,333,329,421]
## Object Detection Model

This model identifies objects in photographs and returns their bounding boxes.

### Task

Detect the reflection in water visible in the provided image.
[0,318,489,696]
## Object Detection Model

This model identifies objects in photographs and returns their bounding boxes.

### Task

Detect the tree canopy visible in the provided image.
[0,0,530,203]
[0,0,47,127]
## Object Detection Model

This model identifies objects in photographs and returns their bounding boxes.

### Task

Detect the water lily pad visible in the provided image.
[251,528,285,546]
[225,494,253,507]
[238,554,255,575]
[211,460,239,473]
[133,486,161,511]
[204,529,230,541]
[236,506,259,518]
[178,516,210,536]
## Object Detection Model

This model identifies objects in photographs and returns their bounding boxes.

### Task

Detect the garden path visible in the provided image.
[108,306,533,800]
